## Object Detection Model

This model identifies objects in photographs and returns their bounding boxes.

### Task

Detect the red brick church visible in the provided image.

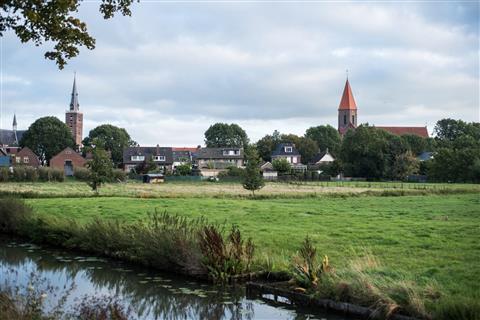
[337,78,429,138]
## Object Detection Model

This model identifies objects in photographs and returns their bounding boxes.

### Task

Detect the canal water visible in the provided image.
[0,237,353,320]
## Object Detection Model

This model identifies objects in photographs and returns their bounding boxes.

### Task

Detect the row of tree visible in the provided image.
[18,117,480,183]
[20,117,136,166]
[204,119,480,182]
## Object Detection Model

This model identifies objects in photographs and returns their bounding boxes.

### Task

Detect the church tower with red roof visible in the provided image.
[338,78,358,135]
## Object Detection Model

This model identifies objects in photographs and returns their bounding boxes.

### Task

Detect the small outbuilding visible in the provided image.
[142,173,165,184]
[50,147,87,176]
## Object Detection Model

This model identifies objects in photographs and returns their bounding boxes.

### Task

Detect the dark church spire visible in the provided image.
[12,113,18,145]
[12,113,17,129]
[69,73,79,111]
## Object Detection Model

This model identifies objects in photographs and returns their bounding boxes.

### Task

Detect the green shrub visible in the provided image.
[0,198,32,233]
[38,167,52,181]
[74,167,90,181]
[11,166,26,182]
[24,166,38,182]
[111,169,127,182]
[218,166,245,179]
[0,167,9,182]
[51,169,64,182]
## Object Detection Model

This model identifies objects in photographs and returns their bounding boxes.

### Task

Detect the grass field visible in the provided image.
[23,189,480,298]
[1,180,479,198]
[2,180,479,317]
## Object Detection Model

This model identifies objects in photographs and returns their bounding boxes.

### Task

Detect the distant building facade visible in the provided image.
[271,143,301,164]
[193,147,244,169]
[50,147,87,176]
[10,147,41,168]
[123,146,174,173]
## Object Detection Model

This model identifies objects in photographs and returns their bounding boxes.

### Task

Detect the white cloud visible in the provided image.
[0,2,478,145]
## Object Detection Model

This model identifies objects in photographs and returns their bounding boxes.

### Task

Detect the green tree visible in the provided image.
[401,134,429,155]
[242,147,264,196]
[86,148,114,192]
[428,147,480,183]
[175,163,192,176]
[272,158,292,175]
[340,125,395,179]
[305,125,341,156]
[0,1,134,69]
[135,157,157,174]
[204,123,249,148]
[255,130,281,162]
[391,151,420,181]
[83,124,136,167]
[427,119,480,182]
[20,116,75,165]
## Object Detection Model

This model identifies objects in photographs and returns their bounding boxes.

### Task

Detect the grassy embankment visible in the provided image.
[2,181,479,318]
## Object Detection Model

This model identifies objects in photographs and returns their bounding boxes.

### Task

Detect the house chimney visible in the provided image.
[156,144,160,155]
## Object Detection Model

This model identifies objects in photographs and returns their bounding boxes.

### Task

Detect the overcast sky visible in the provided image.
[1,1,478,146]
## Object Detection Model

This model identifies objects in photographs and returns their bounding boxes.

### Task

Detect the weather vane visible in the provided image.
[346,69,349,79]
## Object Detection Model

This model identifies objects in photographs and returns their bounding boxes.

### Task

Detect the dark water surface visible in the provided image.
[0,237,354,320]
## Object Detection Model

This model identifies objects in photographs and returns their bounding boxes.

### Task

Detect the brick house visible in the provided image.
[11,147,41,168]
[50,147,87,176]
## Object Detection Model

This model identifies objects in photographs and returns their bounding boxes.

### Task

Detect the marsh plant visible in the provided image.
[198,225,255,282]
[292,236,331,289]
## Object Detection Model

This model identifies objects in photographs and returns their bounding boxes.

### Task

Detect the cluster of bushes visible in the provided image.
[1,198,255,282]
[218,166,245,178]
[0,167,64,182]
[73,167,126,182]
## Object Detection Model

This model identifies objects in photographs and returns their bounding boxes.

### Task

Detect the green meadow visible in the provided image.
[25,189,480,299]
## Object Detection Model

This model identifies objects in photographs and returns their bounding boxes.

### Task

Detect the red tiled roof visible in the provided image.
[338,79,357,110]
[172,147,199,152]
[377,126,429,138]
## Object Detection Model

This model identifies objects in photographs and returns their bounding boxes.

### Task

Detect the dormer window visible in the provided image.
[223,149,240,156]
[131,155,145,161]
[154,155,165,162]
[285,146,293,153]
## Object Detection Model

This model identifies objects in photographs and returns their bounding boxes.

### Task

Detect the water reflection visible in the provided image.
[0,238,349,320]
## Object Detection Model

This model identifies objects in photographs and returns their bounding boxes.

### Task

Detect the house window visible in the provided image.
[66,150,72,154]
[23,157,29,163]
[352,115,355,123]
[223,149,240,156]
[344,114,347,125]
[154,155,166,162]
[16,157,20,163]
[284,146,293,153]
[131,155,145,161]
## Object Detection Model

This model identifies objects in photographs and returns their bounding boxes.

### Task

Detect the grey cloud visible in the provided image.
[1,2,478,145]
